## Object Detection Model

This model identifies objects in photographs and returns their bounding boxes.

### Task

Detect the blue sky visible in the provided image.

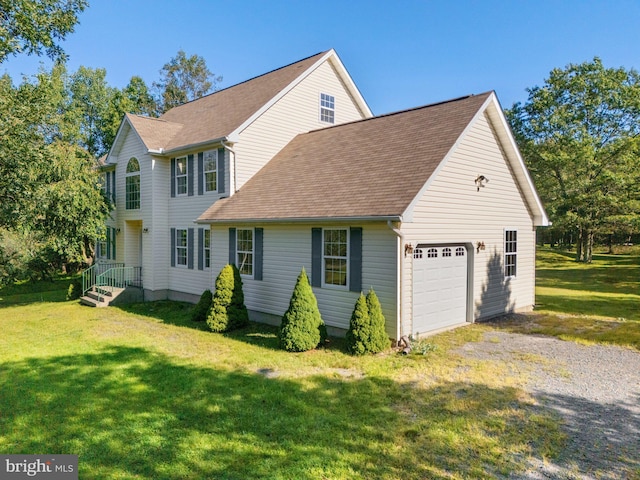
[3,0,640,115]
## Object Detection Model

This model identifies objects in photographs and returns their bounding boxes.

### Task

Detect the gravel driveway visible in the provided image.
[457,327,640,479]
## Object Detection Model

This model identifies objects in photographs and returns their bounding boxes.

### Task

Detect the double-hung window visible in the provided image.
[504,229,517,277]
[175,156,188,196]
[323,228,348,287]
[125,158,140,210]
[204,229,211,268]
[237,229,253,276]
[320,93,335,124]
[176,228,188,267]
[203,150,217,192]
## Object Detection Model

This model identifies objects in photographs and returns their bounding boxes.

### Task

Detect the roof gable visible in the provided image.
[198,93,496,223]
[115,49,371,155]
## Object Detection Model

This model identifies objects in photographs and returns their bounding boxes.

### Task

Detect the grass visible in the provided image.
[2,248,639,479]
[0,278,565,480]
[502,247,640,349]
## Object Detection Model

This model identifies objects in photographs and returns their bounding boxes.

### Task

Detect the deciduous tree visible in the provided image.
[507,58,640,262]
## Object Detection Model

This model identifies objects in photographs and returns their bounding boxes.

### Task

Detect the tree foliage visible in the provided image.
[279,268,326,352]
[154,49,221,113]
[207,265,249,332]
[507,58,640,262]
[191,289,213,322]
[0,0,87,63]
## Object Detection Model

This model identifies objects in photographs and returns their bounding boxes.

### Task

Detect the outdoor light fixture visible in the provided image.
[143,228,149,233]
[475,175,489,191]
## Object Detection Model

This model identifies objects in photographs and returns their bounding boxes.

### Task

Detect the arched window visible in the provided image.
[442,247,452,257]
[126,158,140,210]
[427,248,438,258]
[456,247,465,257]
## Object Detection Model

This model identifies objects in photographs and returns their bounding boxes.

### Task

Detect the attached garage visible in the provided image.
[412,244,469,334]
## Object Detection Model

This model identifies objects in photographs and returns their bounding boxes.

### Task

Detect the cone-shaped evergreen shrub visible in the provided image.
[191,289,212,322]
[346,288,390,355]
[279,268,326,352]
[207,264,249,332]
[366,288,390,353]
[345,293,371,355]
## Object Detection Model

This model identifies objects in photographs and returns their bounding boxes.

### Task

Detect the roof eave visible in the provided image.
[155,136,229,156]
[195,215,403,225]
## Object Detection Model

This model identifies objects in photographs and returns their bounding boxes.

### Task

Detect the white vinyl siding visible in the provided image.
[210,223,397,337]
[233,60,368,190]
[401,112,537,326]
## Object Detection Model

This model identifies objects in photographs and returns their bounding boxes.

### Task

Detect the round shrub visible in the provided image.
[191,289,212,322]
[66,278,82,301]
[279,268,326,352]
[207,264,249,332]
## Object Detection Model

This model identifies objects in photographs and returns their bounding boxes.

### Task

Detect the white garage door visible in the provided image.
[412,245,468,334]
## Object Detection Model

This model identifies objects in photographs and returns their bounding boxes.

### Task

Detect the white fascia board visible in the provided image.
[326,50,373,118]
[194,215,402,225]
[484,93,550,226]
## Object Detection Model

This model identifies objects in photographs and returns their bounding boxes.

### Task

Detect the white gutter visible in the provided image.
[154,137,228,157]
[220,140,238,194]
[387,220,404,341]
[195,215,402,225]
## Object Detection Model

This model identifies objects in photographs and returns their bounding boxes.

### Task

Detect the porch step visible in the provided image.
[80,286,125,307]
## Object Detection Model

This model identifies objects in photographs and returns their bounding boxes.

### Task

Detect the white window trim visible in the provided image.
[175,156,188,196]
[322,227,349,290]
[504,228,518,278]
[237,228,254,278]
[175,228,188,268]
[203,150,218,193]
[204,229,211,269]
[319,93,335,124]
[125,158,140,210]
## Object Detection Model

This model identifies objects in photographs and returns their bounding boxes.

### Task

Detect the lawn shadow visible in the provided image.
[0,276,72,308]
[0,346,565,479]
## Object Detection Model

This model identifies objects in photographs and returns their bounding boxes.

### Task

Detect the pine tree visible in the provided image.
[279,268,326,352]
[345,293,371,355]
[207,264,249,332]
[346,288,390,355]
[366,288,390,353]
[191,289,212,322]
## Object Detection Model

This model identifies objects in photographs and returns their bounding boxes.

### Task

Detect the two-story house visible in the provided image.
[90,49,548,341]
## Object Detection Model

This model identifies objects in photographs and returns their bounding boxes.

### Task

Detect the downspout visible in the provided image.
[220,140,237,194]
[387,220,404,342]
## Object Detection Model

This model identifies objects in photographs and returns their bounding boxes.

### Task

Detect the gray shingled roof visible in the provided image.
[198,92,492,223]
[127,51,329,153]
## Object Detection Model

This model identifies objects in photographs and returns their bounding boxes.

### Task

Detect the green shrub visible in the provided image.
[191,289,212,322]
[346,288,389,355]
[366,288,390,353]
[279,268,326,352]
[66,278,82,301]
[207,264,249,332]
[345,293,370,355]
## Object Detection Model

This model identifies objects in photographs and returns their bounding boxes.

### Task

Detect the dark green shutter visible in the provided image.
[198,228,204,270]
[111,226,117,260]
[187,154,194,197]
[171,228,176,267]
[170,158,176,197]
[255,228,263,281]
[349,227,362,292]
[311,228,322,287]
[197,152,204,195]
[218,148,225,194]
[106,227,111,260]
[229,228,236,265]
[188,228,194,269]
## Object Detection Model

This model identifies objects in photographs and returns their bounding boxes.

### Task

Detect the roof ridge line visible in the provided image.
[161,50,330,113]
[304,91,494,134]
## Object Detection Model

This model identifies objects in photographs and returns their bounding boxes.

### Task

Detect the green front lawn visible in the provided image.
[521,248,640,348]
[1,280,562,480]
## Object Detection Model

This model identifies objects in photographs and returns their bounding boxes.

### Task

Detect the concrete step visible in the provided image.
[80,295,109,308]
